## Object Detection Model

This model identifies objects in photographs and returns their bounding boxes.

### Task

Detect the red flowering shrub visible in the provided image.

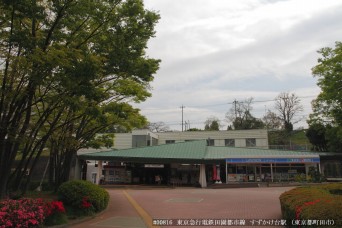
[45,201,66,216]
[0,198,45,227]
[0,198,68,227]
[44,201,67,226]
[81,197,92,209]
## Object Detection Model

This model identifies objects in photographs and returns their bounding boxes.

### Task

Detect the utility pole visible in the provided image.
[180,105,185,132]
[233,99,237,119]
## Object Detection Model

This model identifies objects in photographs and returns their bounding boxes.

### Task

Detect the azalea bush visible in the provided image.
[58,180,109,216]
[279,183,342,227]
[0,198,45,227]
[44,200,68,226]
[0,198,67,227]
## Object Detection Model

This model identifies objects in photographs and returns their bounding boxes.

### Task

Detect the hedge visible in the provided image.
[57,180,109,215]
[279,183,342,227]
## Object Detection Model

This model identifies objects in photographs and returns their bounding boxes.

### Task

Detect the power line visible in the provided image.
[138,95,317,111]
[137,95,317,129]
[160,113,312,127]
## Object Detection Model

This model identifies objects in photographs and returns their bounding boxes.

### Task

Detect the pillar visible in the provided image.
[72,158,82,180]
[96,160,103,185]
[270,163,273,182]
[225,162,228,184]
[199,164,207,188]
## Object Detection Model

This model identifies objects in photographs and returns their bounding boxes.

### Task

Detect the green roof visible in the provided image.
[78,140,328,163]
[78,140,207,163]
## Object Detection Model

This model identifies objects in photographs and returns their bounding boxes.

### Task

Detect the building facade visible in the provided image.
[76,129,340,187]
[114,129,269,149]
[79,140,324,188]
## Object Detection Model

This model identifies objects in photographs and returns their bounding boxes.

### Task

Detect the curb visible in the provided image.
[46,203,110,228]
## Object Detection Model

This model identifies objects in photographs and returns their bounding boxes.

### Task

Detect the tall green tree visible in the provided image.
[308,41,342,152]
[204,116,221,131]
[225,98,264,130]
[46,102,146,191]
[0,0,160,198]
[312,42,342,125]
[305,122,328,152]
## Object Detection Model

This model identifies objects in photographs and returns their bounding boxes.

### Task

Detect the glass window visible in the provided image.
[207,139,214,146]
[152,137,158,146]
[132,135,148,147]
[225,139,235,147]
[166,140,175,144]
[246,138,256,147]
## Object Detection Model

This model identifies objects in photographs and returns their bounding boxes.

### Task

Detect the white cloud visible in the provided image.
[136,0,342,131]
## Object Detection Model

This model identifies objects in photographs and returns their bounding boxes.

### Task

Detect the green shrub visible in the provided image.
[57,180,109,215]
[279,183,342,227]
[44,212,68,226]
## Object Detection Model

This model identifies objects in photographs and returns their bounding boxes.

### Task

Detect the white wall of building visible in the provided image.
[86,162,98,184]
[114,133,133,149]
[113,129,269,149]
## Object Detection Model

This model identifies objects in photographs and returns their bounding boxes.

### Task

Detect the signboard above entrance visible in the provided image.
[144,164,164,168]
[225,157,320,164]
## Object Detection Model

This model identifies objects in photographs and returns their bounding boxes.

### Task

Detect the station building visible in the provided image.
[76,130,341,187]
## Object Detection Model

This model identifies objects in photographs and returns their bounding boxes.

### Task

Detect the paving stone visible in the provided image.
[92,216,146,228]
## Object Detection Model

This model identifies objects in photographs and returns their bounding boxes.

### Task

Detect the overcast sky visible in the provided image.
[134,0,342,131]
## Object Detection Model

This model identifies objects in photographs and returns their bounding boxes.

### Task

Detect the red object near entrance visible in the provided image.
[212,165,217,181]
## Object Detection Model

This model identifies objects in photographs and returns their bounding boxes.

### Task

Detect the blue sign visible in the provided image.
[225,157,320,164]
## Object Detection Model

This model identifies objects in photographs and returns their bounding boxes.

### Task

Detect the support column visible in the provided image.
[225,162,228,184]
[270,163,273,182]
[199,164,207,188]
[96,160,103,185]
[73,158,82,180]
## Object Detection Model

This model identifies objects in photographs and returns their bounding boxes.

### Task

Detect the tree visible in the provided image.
[187,128,202,131]
[274,92,303,132]
[0,0,160,198]
[263,110,282,130]
[204,116,221,131]
[305,122,328,152]
[308,41,342,152]
[147,122,170,132]
[46,102,147,191]
[312,42,342,126]
[225,98,264,130]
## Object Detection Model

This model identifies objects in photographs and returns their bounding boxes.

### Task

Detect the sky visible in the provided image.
[134,0,342,131]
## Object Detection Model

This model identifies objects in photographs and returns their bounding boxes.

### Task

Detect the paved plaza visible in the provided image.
[71,186,294,228]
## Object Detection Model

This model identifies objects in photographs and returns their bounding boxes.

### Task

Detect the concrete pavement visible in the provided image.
[70,186,294,228]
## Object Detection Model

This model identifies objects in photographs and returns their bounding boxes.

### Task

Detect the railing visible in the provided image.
[269,144,310,151]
